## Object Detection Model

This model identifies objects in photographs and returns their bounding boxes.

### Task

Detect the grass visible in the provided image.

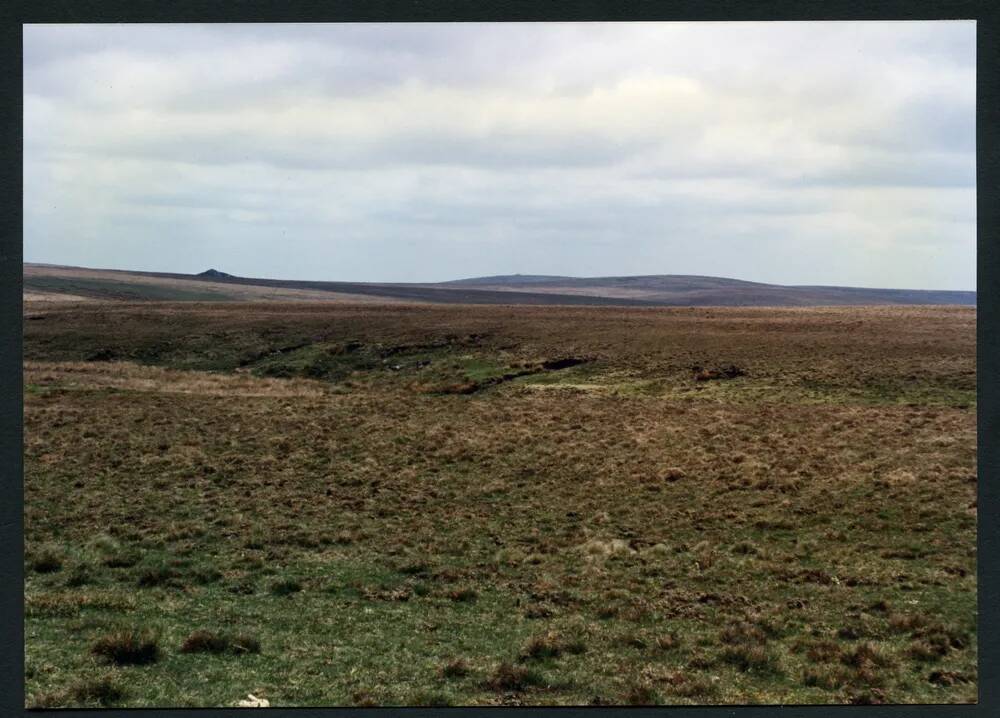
[179,630,260,655]
[23,302,977,706]
[269,580,303,597]
[27,674,125,708]
[483,662,546,691]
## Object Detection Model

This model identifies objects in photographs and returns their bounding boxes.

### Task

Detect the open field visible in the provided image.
[23,301,976,707]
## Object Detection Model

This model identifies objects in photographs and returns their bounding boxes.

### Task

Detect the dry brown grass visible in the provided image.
[24,361,333,398]
[24,291,99,303]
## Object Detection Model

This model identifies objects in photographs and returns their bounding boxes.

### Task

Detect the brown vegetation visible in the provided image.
[90,629,159,666]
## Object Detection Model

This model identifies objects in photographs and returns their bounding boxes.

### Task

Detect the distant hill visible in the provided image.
[444,274,581,286]
[23,264,976,307]
[437,274,975,306]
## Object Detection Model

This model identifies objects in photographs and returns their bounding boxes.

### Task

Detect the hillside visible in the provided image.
[440,274,976,306]
[23,264,976,307]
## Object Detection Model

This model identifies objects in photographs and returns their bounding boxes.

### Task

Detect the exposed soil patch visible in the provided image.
[86,349,119,362]
[542,357,590,371]
[692,364,747,381]
[435,356,592,394]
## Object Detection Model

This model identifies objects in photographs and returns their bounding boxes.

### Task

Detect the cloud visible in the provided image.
[23,21,976,289]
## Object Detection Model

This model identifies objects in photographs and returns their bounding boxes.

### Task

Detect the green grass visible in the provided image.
[25,536,977,706]
[252,342,379,381]
[26,554,541,706]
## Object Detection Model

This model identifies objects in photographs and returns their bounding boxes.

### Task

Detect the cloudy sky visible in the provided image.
[23,22,975,289]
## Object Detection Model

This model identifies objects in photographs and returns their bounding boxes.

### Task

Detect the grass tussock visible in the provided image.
[180,630,261,655]
[90,628,159,666]
[135,563,182,588]
[70,675,124,704]
[520,630,583,660]
[447,587,478,603]
[842,642,895,669]
[409,689,454,706]
[438,658,470,679]
[719,644,782,675]
[908,638,950,662]
[888,612,928,633]
[28,675,125,708]
[484,662,545,692]
[802,665,852,690]
[624,683,660,705]
[803,639,842,663]
[654,633,682,651]
[64,565,92,587]
[29,545,63,574]
[269,579,303,597]
[26,590,136,618]
[928,670,974,687]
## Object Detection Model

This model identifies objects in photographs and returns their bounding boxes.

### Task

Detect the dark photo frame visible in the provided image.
[2,1,997,717]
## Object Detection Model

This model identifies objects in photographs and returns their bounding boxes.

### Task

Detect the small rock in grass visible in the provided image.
[236,693,270,708]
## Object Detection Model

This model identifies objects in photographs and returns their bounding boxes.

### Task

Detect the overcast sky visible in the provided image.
[23,22,975,289]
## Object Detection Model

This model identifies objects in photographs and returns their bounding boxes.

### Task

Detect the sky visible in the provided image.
[23,22,976,289]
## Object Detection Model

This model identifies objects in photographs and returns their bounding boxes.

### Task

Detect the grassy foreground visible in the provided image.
[24,302,976,706]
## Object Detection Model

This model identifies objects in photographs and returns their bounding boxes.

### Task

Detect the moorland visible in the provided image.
[23,298,976,706]
[23,263,977,307]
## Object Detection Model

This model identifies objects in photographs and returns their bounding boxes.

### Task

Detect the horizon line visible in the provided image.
[22,261,978,295]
